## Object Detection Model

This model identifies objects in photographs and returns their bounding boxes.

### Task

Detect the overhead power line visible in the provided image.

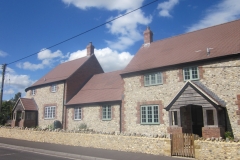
[7,0,159,65]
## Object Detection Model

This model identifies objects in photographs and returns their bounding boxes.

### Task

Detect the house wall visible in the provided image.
[66,104,120,133]
[122,58,240,138]
[26,82,65,128]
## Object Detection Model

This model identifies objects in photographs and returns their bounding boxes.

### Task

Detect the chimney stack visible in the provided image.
[143,26,153,44]
[87,42,94,56]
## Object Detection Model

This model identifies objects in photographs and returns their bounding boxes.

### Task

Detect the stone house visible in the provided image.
[14,19,240,139]
[65,70,123,132]
[17,43,104,129]
[121,19,240,138]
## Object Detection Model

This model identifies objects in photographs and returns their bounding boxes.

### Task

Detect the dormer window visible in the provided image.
[183,67,199,81]
[51,84,57,93]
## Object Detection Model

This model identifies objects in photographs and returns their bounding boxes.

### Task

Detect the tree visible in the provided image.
[0,92,21,125]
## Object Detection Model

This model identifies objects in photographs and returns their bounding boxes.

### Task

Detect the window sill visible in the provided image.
[74,119,82,121]
[44,118,55,120]
[144,83,163,87]
[141,123,160,125]
[102,119,111,121]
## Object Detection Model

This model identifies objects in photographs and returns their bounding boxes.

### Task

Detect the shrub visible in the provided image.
[78,123,87,130]
[225,131,234,140]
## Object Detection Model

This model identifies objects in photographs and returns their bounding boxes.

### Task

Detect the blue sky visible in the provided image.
[1,0,240,100]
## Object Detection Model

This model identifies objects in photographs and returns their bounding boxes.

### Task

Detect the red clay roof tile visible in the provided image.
[67,70,123,105]
[123,19,240,74]
[20,98,38,111]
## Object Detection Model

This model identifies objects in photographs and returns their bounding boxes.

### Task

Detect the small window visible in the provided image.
[74,107,82,120]
[26,112,35,120]
[32,89,35,95]
[51,84,57,92]
[141,105,159,124]
[144,72,163,86]
[171,111,178,126]
[44,106,55,119]
[207,110,214,125]
[183,67,199,81]
[102,105,111,120]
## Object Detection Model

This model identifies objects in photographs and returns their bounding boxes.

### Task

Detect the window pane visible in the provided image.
[184,68,190,80]
[156,72,162,84]
[207,110,214,125]
[151,74,155,84]
[144,75,150,85]
[191,67,198,79]
[153,106,159,123]
[141,107,146,123]
[147,106,152,123]
[107,106,111,119]
[103,107,106,119]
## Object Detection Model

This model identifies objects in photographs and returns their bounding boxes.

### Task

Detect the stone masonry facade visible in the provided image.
[26,82,65,128]
[66,104,120,132]
[123,58,240,138]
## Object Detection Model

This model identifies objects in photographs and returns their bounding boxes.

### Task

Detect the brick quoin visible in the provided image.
[178,69,183,82]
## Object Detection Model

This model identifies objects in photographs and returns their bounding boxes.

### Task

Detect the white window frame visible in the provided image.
[141,105,159,124]
[183,66,199,81]
[51,84,57,93]
[74,107,82,120]
[44,106,56,119]
[32,89,35,95]
[102,105,111,120]
[144,72,163,86]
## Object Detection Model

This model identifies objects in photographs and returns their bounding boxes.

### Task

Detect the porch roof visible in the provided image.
[12,98,38,111]
[165,81,226,111]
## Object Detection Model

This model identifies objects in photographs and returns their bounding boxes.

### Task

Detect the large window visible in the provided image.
[102,105,111,120]
[141,105,159,124]
[74,107,82,120]
[183,67,199,81]
[144,72,163,86]
[44,106,55,119]
[51,84,57,92]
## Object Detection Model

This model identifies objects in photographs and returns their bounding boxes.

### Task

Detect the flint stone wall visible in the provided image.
[66,104,120,132]
[0,128,171,156]
[26,82,65,128]
[123,58,240,138]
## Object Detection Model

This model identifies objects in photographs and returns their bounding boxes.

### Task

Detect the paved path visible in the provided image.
[0,137,189,160]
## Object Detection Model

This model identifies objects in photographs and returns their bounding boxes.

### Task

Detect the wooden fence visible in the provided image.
[171,133,195,158]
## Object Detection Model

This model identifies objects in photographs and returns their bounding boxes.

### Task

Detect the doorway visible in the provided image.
[191,105,203,136]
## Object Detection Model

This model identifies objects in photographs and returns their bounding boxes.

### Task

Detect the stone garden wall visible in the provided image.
[0,127,240,159]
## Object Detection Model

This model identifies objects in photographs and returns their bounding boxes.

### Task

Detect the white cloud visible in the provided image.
[67,48,133,72]
[106,10,152,50]
[62,0,144,11]
[157,0,179,17]
[62,0,151,50]
[0,50,8,57]
[17,49,64,71]
[187,0,240,32]
[0,67,34,99]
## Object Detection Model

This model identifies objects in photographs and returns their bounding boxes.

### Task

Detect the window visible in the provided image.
[32,89,35,95]
[51,84,57,92]
[206,110,214,125]
[183,67,199,81]
[144,72,163,86]
[74,107,81,120]
[26,112,35,120]
[44,106,55,119]
[171,111,178,126]
[102,105,111,120]
[141,105,159,124]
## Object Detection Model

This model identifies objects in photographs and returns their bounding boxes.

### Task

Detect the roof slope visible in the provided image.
[123,19,240,74]
[28,56,90,88]
[67,70,123,105]
[21,98,38,111]
[13,98,38,111]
